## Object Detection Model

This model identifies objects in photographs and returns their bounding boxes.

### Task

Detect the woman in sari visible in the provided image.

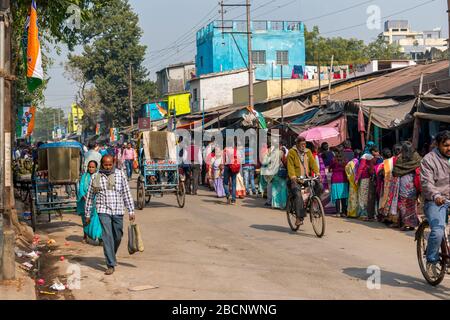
[355,143,379,221]
[77,160,102,243]
[378,144,401,225]
[236,172,246,199]
[330,150,349,217]
[271,144,288,209]
[345,149,361,218]
[392,142,422,230]
[211,149,226,198]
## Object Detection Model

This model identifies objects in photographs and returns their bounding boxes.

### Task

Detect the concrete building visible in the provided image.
[233,79,321,105]
[189,68,249,113]
[352,59,417,77]
[380,20,447,60]
[196,20,305,80]
[156,61,196,96]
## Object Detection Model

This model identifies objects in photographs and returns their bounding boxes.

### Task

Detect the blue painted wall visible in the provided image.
[141,101,168,121]
[196,21,305,80]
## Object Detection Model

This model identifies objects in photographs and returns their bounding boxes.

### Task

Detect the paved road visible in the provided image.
[38,185,449,300]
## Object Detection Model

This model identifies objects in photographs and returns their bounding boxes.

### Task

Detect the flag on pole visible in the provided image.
[16,106,36,139]
[247,106,267,129]
[22,0,44,92]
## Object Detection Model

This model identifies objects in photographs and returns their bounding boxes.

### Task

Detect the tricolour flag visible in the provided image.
[23,0,44,92]
[16,106,36,139]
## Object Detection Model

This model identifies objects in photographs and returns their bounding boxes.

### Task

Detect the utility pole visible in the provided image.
[1,0,15,280]
[317,44,322,106]
[129,64,134,127]
[280,65,284,126]
[328,55,334,100]
[220,1,254,109]
[447,0,450,76]
[246,0,254,109]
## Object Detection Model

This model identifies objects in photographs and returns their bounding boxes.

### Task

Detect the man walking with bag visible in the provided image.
[85,155,135,275]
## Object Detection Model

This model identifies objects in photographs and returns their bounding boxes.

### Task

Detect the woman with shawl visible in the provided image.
[355,142,380,221]
[378,144,402,225]
[392,142,422,230]
[77,160,102,243]
[211,148,226,198]
[345,149,362,218]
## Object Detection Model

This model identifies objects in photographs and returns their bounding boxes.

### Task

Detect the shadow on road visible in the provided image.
[69,255,137,272]
[342,267,450,299]
[249,224,318,238]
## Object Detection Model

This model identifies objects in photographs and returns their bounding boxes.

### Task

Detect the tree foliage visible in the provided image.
[67,0,157,128]
[11,1,106,106]
[32,107,65,142]
[305,25,405,65]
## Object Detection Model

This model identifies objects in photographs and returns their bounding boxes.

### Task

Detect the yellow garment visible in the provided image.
[345,159,359,218]
[287,147,318,179]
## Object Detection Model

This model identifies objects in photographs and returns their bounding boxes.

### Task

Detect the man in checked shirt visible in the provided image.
[85,155,136,275]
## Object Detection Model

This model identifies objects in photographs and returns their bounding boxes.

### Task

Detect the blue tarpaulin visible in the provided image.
[290,108,319,124]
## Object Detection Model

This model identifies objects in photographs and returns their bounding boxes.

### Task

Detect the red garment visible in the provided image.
[414,167,421,194]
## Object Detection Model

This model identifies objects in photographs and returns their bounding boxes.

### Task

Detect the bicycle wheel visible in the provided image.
[286,196,299,232]
[416,220,446,286]
[177,182,186,208]
[136,178,145,210]
[309,196,326,238]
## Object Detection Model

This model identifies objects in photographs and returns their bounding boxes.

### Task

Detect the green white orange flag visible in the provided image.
[16,106,36,139]
[22,0,43,92]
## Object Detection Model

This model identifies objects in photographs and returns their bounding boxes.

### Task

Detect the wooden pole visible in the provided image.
[358,86,365,150]
[328,55,334,100]
[1,0,15,280]
[129,64,134,127]
[412,73,424,149]
[317,46,322,106]
[366,107,373,141]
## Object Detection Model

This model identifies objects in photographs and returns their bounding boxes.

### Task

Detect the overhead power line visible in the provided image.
[321,0,437,36]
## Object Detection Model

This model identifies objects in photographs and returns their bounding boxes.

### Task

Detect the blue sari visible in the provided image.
[77,173,102,241]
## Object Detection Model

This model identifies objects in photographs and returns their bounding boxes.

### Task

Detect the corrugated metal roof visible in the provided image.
[330,60,450,101]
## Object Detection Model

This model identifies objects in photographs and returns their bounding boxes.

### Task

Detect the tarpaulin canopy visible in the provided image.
[289,101,345,132]
[262,100,310,119]
[359,99,416,129]
[418,94,450,122]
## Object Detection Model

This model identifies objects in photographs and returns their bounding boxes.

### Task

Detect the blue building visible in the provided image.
[196,20,305,80]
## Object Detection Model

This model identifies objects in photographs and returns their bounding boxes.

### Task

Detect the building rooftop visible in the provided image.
[156,61,195,73]
[197,20,304,39]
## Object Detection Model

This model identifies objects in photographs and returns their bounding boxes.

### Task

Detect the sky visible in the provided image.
[43,0,448,114]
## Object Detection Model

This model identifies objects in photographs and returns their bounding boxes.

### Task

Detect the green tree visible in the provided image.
[67,0,157,128]
[364,37,406,60]
[32,107,65,142]
[304,25,405,66]
[11,1,106,106]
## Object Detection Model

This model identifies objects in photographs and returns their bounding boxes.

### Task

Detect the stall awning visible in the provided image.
[414,112,450,123]
[262,100,310,119]
[360,99,416,129]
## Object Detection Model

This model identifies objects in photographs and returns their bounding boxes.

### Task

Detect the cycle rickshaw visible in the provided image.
[30,141,83,231]
[136,131,185,210]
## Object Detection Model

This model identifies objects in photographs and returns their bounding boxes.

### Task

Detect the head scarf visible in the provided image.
[363,141,375,155]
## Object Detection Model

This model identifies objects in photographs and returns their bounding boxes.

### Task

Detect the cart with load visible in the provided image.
[136,131,185,209]
[30,141,83,231]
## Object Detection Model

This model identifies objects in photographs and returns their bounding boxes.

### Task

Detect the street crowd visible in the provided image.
[11,129,450,275]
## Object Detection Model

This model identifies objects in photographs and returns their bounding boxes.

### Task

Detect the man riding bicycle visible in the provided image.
[287,136,320,227]
[420,130,450,276]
